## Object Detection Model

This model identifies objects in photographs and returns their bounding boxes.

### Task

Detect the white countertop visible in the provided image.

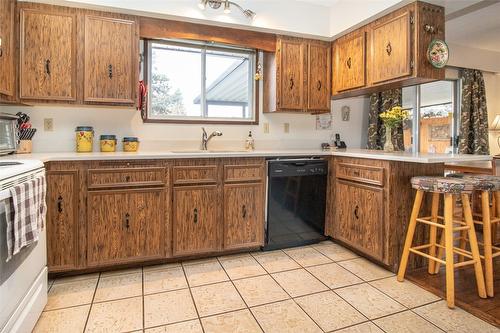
[0,148,492,164]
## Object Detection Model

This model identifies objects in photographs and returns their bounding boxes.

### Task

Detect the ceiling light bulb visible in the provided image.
[198,0,207,10]
[224,1,231,14]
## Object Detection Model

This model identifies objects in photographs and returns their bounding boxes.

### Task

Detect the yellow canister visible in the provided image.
[75,126,94,152]
[100,135,117,152]
[123,137,139,152]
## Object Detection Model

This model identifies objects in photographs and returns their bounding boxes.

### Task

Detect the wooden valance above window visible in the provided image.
[139,17,276,52]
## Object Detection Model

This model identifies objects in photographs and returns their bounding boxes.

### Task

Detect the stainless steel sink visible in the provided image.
[170,150,248,154]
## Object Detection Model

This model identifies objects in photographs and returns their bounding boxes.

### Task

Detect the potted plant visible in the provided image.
[379,106,409,152]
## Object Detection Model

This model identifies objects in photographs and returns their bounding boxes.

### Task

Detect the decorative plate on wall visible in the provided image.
[427,39,449,69]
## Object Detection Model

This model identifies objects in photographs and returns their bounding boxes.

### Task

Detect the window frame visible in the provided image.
[142,38,259,125]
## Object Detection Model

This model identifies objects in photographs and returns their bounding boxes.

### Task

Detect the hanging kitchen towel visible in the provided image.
[5,175,47,261]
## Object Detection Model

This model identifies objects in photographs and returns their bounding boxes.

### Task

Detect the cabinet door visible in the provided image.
[46,171,79,272]
[277,38,306,110]
[19,9,76,100]
[173,185,219,256]
[307,43,331,112]
[371,11,412,84]
[223,183,264,250]
[87,189,164,266]
[84,15,136,104]
[334,180,384,261]
[0,0,15,97]
[333,32,366,92]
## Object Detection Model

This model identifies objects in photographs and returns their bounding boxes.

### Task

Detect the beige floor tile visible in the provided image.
[335,283,406,319]
[144,289,198,328]
[45,278,97,310]
[191,281,246,317]
[145,319,203,333]
[182,257,219,266]
[374,310,442,333]
[338,258,394,281]
[52,273,100,285]
[201,309,263,333]
[312,243,359,262]
[335,322,384,333]
[252,250,301,273]
[251,299,322,333]
[93,272,143,303]
[283,246,332,267]
[307,262,363,289]
[233,275,289,307]
[295,291,367,331]
[100,267,142,277]
[33,305,90,333]
[413,300,499,333]
[271,268,328,297]
[370,277,440,308]
[143,262,182,272]
[183,260,229,287]
[86,297,143,333]
[219,253,267,280]
[144,266,188,295]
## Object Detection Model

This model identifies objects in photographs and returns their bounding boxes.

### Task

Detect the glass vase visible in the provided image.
[384,125,394,152]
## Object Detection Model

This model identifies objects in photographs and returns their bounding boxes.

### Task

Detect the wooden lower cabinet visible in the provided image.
[46,170,79,272]
[172,185,220,256]
[87,188,165,266]
[223,183,264,250]
[334,179,384,262]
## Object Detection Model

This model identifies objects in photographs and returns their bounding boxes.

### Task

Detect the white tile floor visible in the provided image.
[35,241,499,333]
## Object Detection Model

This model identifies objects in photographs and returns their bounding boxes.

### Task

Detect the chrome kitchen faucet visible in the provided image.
[201,127,223,150]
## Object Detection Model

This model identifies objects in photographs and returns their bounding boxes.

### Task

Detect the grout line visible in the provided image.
[328,319,372,332]
[180,262,205,333]
[82,272,100,333]
[141,266,145,331]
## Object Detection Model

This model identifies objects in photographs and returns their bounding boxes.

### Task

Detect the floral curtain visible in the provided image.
[367,89,404,150]
[458,69,489,155]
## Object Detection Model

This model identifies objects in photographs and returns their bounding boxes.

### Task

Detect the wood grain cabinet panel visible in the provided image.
[277,38,306,110]
[87,189,164,266]
[0,0,15,97]
[173,185,220,256]
[332,32,366,93]
[87,167,166,189]
[46,171,79,272]
[223,183,264,250]
[20,8,77,100]
[84,15,136,104]
[370,10,412,84]
[307,42,331,112]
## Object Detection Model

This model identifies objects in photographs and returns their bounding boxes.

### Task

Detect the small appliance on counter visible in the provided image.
[100,135,117,152]
[123,137,139,152]
[15,113,37,154]
[75,126,94,152]
[0,113,18,155]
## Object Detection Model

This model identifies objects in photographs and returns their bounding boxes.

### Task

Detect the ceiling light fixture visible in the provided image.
[198,0,256,20]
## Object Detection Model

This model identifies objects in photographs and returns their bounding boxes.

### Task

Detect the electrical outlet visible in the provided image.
[263,122,270,134]
[284,123,290,133]
[44,118,54,131]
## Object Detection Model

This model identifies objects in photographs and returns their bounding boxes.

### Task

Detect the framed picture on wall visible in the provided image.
[429,124,450,141]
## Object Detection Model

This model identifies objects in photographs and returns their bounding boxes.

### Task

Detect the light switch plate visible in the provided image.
[263,122,270,134]
[44,118,54,131]
[284,123,290,133]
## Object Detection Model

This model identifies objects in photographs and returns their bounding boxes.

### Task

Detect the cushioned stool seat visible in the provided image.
[447,173,500,192]
[411,176,474,194]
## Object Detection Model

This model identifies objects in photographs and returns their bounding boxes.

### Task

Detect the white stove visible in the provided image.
[0,159,47,333]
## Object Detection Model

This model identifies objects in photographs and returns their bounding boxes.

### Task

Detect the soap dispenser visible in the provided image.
[245,131,255,151]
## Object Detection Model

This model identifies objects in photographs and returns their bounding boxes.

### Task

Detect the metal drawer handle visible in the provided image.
[354,205,360,220]
[108,64,113,79]
[346,57,352,69]
[242,205,247,218]
[289,77,294,90]
[353,170,360,177]
[124,213,130,229]
[125,175,131,182]
[317,80,322,91]
[45,59,51,75]
[193,208,198,224]
[386,42,392,56]
[57,195,63,213]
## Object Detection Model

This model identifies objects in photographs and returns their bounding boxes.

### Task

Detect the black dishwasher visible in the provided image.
[264,158,328,250]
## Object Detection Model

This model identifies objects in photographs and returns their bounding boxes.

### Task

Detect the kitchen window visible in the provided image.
[144,39,258,124]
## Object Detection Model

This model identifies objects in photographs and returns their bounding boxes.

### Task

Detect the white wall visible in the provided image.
[484,73,500,155]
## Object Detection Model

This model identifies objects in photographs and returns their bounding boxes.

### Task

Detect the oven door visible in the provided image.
[0,115,18,155]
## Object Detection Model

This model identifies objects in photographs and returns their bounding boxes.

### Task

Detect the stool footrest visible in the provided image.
[454,260,477,268]
[409,247,446,264]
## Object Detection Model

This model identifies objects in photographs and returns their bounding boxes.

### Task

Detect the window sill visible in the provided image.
[143,118,259,125]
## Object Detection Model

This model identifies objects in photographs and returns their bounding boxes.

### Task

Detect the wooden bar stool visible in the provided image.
[397,176,487,308]
[440,173,500,297]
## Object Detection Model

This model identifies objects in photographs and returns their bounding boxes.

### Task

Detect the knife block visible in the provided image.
[16,140,32,154]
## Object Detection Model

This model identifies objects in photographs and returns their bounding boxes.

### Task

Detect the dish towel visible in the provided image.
[5,175,47,261]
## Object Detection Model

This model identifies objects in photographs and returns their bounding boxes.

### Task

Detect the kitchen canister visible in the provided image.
[123,137,139,152]
[75,126,94,152]
[100,135,117,152]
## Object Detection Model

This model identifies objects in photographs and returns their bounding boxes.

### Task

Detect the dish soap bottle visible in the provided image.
[245,131,255,151]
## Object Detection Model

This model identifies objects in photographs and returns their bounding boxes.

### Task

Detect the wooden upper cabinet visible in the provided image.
[370,10,412,84]
[277,38,306,110]
[0,0,15,98]
[307,42,331,112]
[332,32,366,93]
[84,15,136,104]
[19,8,77,101]
[46,171,79,272]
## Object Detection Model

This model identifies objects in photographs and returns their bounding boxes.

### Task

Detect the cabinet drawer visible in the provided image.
[173,165,218,185]
[88,167,166,189]
[336,162,384,186]
[224,164,264,183]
